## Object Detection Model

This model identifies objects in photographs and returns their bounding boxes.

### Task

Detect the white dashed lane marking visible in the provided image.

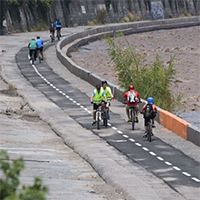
[165,161,172,166]
[142,147,149,151]
[173,166,181,171]
[182,172,191,177]
[129,138,135,142]
[149,152,156,156]
[29,57,200,184]
[157,157,164,161]
[135,143,142,147]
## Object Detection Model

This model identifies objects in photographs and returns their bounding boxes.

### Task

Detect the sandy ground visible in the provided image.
[71,26,200,125]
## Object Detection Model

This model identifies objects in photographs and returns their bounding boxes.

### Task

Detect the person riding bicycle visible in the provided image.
[55,19,62,37]
[91,84,107,125]
[36,36,44,60]
[101,80,114,120]
[141,97,157,137]
[123,85,140,123]
[49,22,55,40]
[28,38,38,61]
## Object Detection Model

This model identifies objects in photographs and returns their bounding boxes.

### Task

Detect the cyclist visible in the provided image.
[141,97,157,137]
[91,84,107,125]
[123,85,140,123]
[101,80,114,120]
[36,36,44,60]
[28,38,38,61]
[55,19,62,38]
[49,22,55,41]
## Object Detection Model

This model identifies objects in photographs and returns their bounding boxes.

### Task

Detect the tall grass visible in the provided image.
[106,34,182,111]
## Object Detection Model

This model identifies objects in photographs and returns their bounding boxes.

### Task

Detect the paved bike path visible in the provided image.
[16,46,200,199]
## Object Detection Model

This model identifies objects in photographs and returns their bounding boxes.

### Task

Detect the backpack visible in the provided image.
[143,104,153,118]
[127,91,137,104]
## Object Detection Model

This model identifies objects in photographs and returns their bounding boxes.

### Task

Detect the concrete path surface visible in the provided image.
[0,27,199,200]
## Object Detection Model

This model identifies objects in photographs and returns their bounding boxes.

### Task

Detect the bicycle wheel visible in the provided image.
[103,110,108,127]
[147,123,152,142]
[97,111,100,130]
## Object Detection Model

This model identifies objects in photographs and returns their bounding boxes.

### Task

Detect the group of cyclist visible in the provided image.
[28,19,62,62]
[91,82,157,137]
[28,36,44,62]
[91,80,114,125]
[49,19,62,41]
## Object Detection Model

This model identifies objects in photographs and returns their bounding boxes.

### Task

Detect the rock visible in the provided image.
[165,48,170,52]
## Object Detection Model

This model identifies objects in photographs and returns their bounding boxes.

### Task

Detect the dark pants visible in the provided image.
[144,112,156,126]
[29,49,37,60]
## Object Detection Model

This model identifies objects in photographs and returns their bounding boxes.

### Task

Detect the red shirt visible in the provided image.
[124,90,140,106]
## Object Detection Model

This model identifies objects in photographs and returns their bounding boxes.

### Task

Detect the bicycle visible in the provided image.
[95,102,108,130]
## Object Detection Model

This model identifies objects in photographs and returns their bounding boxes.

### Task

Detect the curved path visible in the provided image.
[0,26,199,199]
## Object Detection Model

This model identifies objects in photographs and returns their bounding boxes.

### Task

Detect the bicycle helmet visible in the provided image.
[102,80,107,85]
[147,97,154,105]
[129,85,134,90]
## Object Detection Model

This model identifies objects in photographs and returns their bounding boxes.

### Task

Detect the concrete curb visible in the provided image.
[56,17,200,146]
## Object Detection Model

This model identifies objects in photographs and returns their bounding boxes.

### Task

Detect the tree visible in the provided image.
[0,150,48,200]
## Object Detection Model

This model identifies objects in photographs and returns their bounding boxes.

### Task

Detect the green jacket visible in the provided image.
[29,40,37,50]
[93,89,105,104]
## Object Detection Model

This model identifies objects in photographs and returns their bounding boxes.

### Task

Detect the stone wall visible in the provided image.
[2,0,200,33]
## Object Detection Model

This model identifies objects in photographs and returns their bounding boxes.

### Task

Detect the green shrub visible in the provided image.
[106,34,182,111]
[30,20,49,31]
[123,17,130,22]
[0,150,48,200]
[96,9,107,24]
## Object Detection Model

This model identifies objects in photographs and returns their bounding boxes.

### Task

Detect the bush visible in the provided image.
[106,34,182,111]
[96,9,107,24]
[0,150,48,200]
[123,17,130,22]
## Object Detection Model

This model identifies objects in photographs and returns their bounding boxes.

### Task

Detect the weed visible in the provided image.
[106,34,182,111]
[8,84,16,91]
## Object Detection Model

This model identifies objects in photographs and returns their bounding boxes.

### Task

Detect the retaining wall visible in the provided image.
[56,17,200,146]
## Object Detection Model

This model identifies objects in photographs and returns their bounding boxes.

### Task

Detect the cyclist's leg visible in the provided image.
[107,102,111,119]
[34,49,38,60]
[151,112,156,127]
[92,103,98,124]
[126,105,131,122]
[29,49,32,60]
[135,105,139,122]
[40,47,44,60]
[143,118,149,137]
